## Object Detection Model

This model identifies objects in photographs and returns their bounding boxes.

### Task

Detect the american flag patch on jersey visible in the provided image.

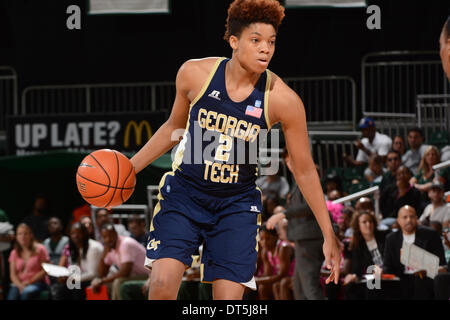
[245,105,262,118]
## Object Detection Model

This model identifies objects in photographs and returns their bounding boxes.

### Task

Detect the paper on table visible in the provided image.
[42,263,71,277]
[400,243,439,279]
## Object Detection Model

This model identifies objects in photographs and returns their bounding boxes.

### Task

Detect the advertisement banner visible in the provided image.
[6,112,166,155]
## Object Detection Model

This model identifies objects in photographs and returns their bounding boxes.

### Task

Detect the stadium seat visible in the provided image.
[343,166,365,181]
[429,131,449,149]
[347,181,371,195]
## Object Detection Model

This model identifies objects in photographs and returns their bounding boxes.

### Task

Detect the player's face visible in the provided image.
[231,23,276,73]
[439,27,450,80]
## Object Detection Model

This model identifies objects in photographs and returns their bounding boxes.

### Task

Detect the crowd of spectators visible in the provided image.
[252,117,450,300]
[0,199,151,300]
[1,116,450,300]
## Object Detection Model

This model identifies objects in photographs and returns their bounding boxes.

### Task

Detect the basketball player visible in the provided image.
[440,16,450,80]
[130,0,340,300]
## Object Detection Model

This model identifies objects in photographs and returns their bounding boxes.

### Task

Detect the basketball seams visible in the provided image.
[76,172,134,190]
[121,166,134,203]
[77,149,135,209]
[89,153,111,187]
[104,150,120,208]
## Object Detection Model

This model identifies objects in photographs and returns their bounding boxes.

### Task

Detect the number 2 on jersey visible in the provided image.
[215,134,232,162]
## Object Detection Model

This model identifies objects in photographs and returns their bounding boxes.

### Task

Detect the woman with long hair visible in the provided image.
[343,211,387,299]
[7,223,49,300]
[51,222,103,300]
[410,145,441,207]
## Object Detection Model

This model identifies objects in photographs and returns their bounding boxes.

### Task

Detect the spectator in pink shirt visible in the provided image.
[7,223,49,300]
[326,190,344,224]
[91,223,149,300]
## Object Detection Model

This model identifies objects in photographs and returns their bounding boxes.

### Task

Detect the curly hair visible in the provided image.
[224,0,285,41]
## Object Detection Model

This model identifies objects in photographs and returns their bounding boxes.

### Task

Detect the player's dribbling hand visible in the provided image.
[323,235,341,285]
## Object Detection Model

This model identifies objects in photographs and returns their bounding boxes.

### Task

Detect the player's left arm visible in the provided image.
[268,75,340,284]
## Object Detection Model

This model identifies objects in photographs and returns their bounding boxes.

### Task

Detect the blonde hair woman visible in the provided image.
[410,145,441,193]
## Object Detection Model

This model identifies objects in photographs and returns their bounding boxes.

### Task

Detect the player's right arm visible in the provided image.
[130,60,196,174]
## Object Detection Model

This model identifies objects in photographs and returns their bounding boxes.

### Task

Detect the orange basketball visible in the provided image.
[76,149,136,208]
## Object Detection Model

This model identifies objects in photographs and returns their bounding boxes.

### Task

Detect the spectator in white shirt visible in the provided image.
[419,183,450,226]
[344,117,392,167]
[402,128,429,175]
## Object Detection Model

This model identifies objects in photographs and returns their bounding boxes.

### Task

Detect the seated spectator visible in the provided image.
[379,150,402,193]
[7,223,49,300]
[344,117,392,167]
[94,208,130,242]
[392,135,406,157]
[91,223,149,300]
[323,174,343,200]
[43,217,69,265]
[338,207,354,240]
[326,190,344,224]
[364,154,386,186]
[382,205,447,299]
[419,183,450,226]
[402,127,429,175]
[410,145,441,208]
[22,194,51,242]
[255,224,295,300]
[256,172,290,201]
[80,215,95,239]
[272,218,296,300]
[343,210,387,299]
[343,197,375,239]
[50,222,104,300]
[355,197,375,212]
[127,214,149,248]
[380,166,422,227]
[0,208,14,298]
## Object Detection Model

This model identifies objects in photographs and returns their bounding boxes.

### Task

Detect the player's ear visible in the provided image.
[229,35,239,50]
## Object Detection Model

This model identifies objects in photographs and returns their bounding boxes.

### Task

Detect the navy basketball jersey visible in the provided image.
[172,57,271,196]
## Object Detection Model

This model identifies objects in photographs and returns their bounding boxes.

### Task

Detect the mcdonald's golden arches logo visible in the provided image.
[124,120,153,148]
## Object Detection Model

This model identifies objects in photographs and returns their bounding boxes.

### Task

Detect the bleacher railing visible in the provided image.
[362,51,449,116]
[417,94,450,142]
[0,66,18,132]
[309,130,361,170]
[285,76,356,130]
[21,81,175,115]
[20,75,357,129]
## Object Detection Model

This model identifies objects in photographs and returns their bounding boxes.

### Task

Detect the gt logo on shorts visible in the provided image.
[147,239,160,251]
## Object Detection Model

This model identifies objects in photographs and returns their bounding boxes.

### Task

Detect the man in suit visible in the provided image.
[383,205,447,299]
[267,148,325,300]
